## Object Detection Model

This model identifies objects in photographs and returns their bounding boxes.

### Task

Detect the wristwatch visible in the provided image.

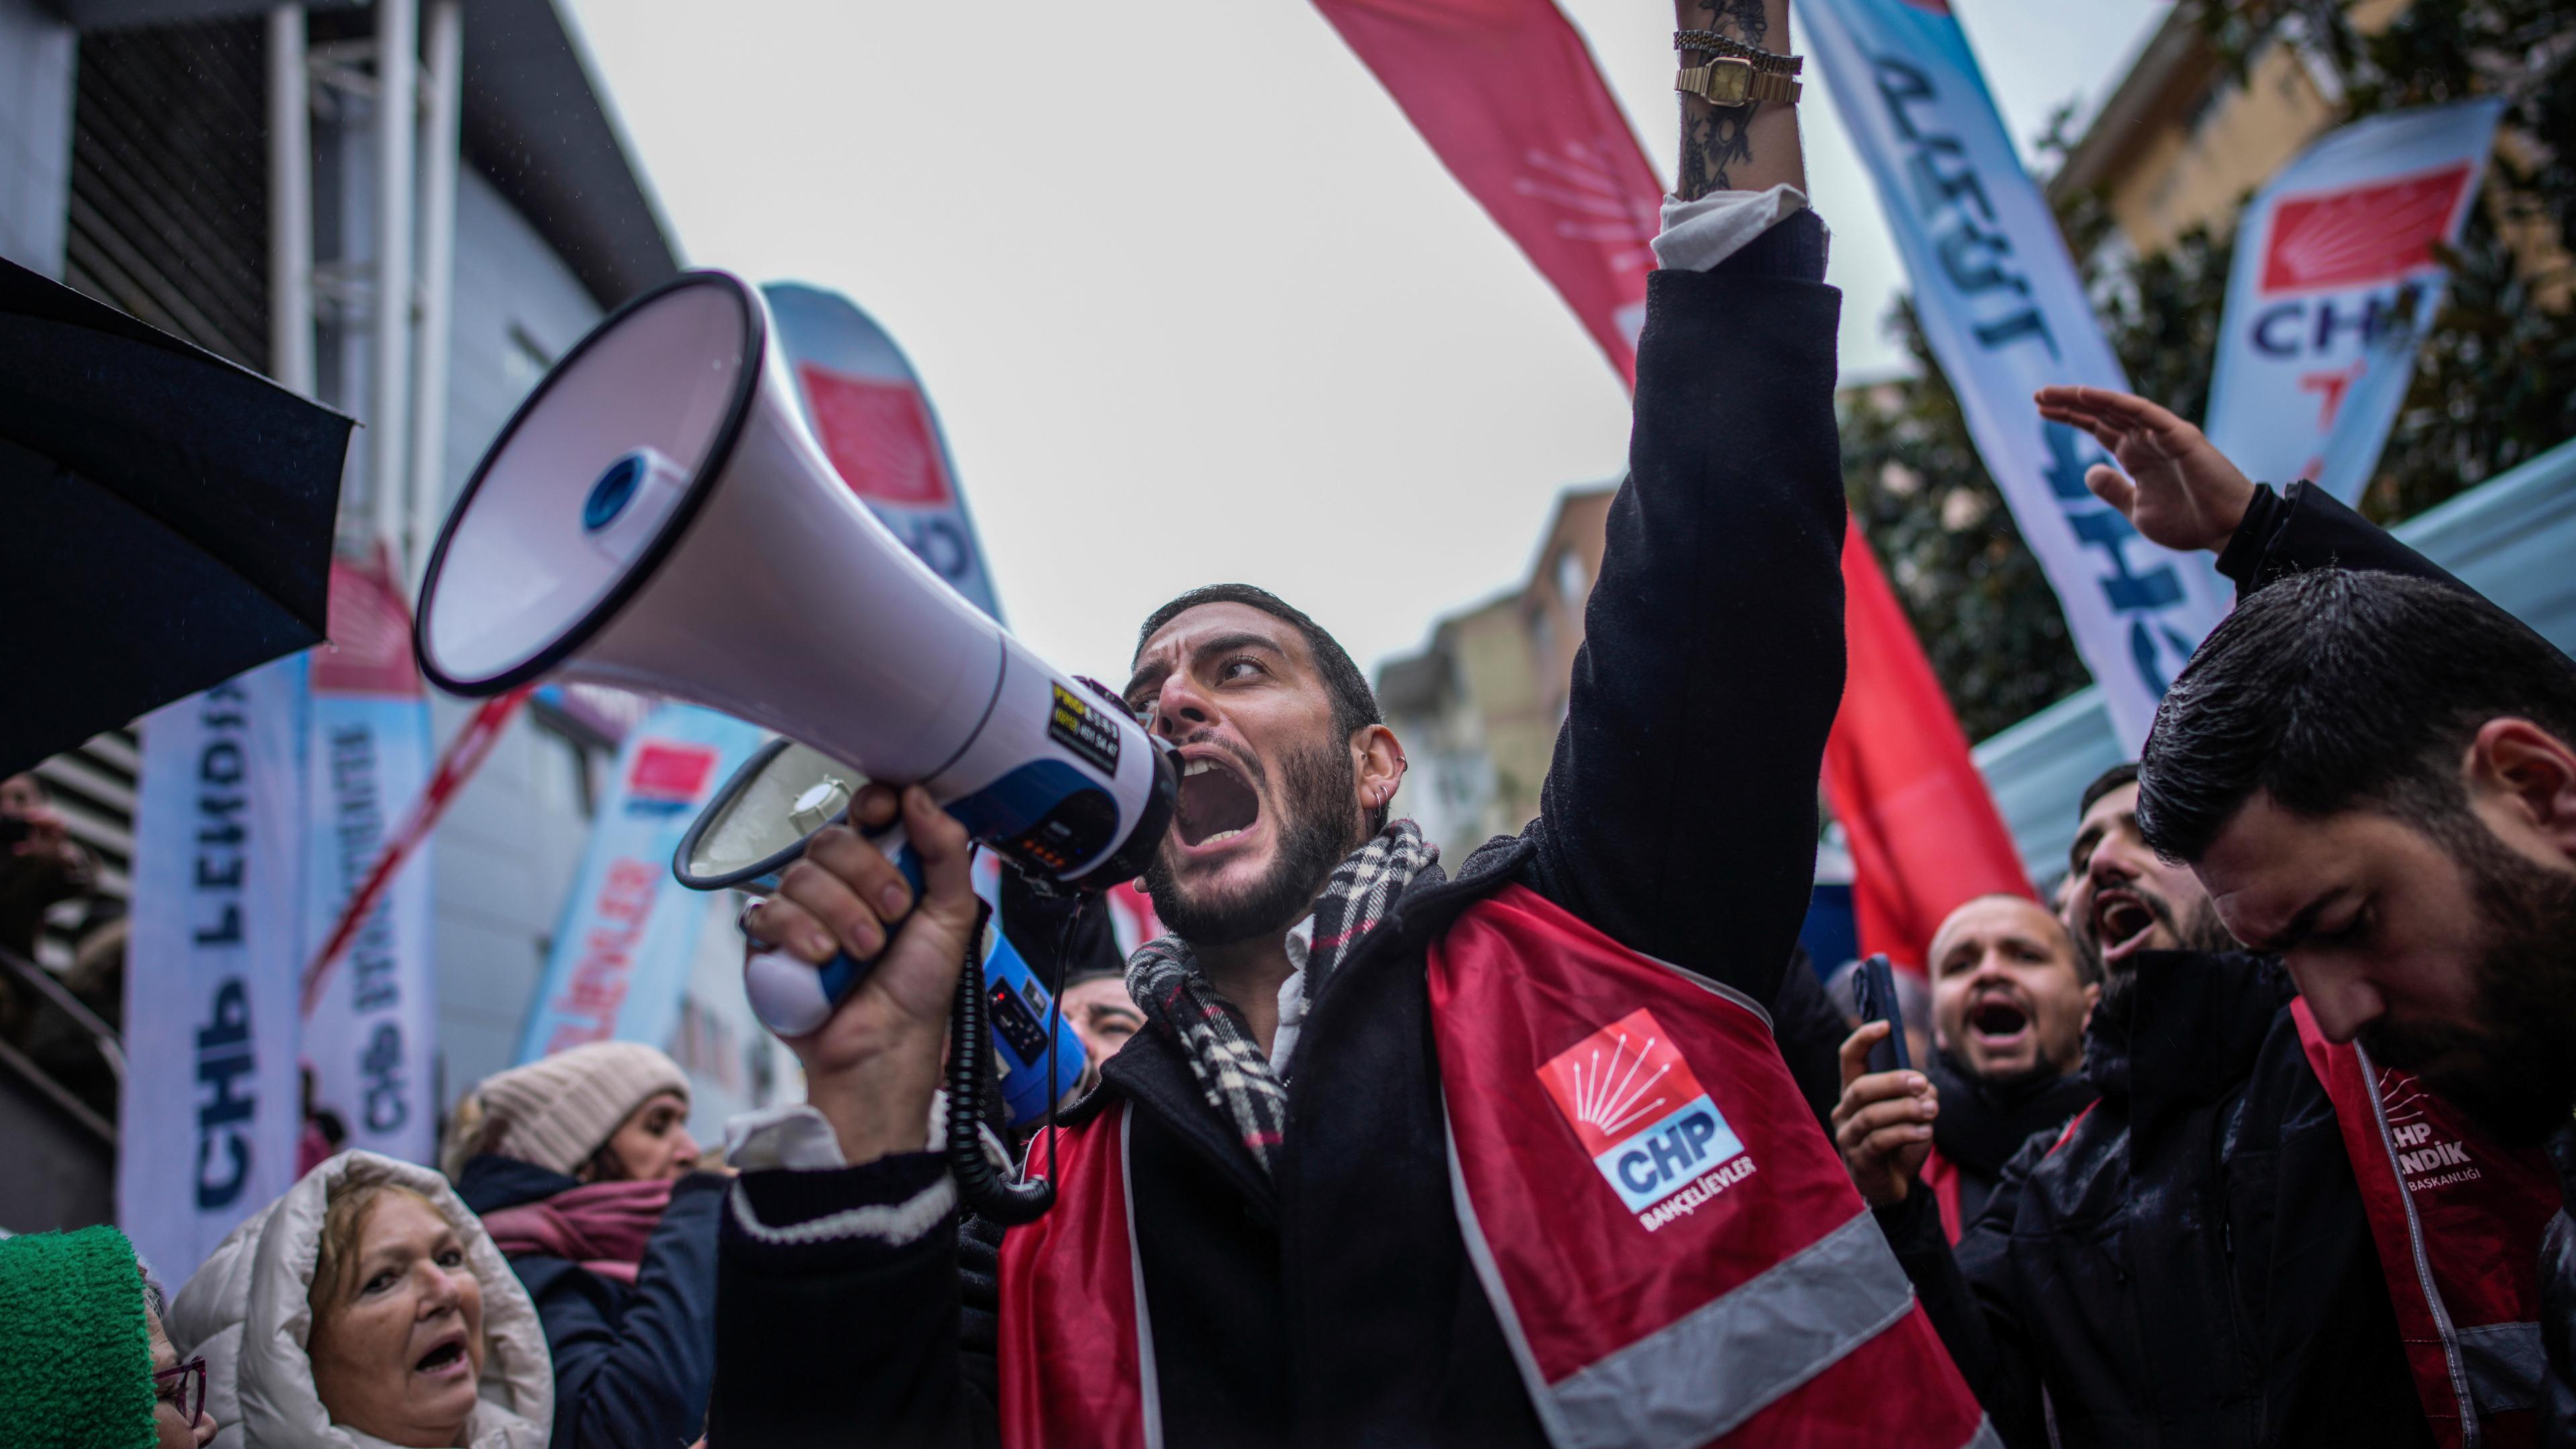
[1677,58,1802,108]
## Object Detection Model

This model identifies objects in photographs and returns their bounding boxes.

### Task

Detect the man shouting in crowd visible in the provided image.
[706,3,1993,1446]
[1839,386,2566,1446]
[1835,894,2096,1243]
[2090,388,2576,1435]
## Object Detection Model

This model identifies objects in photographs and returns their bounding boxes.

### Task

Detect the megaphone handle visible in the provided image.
[813,814,932,976]
[741,821,927,1037]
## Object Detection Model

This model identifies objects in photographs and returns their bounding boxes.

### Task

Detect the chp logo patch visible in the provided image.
[1538,1008,1754,1229]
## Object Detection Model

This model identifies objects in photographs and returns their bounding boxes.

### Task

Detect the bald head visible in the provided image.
[1927,894,2094,1081]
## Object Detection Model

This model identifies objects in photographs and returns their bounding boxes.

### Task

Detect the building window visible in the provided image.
[1554,547,1588,610]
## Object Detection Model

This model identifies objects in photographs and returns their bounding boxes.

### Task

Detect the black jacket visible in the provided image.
[457,1155,725,1449]
[708,213,1845,1449]
[2546,1134,2576,1446]
[2235,478,2576,1438]
[1924,1051,2094,1229]
[1885,953,2428,1447]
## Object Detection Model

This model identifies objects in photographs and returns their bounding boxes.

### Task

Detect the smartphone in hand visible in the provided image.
[1850,953,1912,1075]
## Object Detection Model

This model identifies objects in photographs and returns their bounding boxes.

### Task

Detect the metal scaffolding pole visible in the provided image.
[371,0,417,570]
[407,0,462,593]
[266,5,314,398]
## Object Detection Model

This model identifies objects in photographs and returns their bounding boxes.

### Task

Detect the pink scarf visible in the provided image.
[481,1177,674,1285]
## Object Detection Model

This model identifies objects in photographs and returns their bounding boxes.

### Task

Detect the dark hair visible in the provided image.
[1136,584,1382,739]
[2138,570,2576,863]
[2078,762,2139,823]
[1136,584,1389,836]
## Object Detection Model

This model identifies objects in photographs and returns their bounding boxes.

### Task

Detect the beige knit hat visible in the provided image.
[464,1042,691,1178]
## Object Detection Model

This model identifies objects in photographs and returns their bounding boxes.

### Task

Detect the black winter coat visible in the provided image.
[708,214,1845,1449]
[1923,1051,2094,1230]
[457,1154,724,1449]
[1885,953,2428,1447]
[2233,476,2576,1438]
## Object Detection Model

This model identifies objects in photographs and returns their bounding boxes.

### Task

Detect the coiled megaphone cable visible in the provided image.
[947,897,1057,1225]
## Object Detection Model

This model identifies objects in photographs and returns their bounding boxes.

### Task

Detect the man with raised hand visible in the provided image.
[701,3,1996,1446]
[2043,386,2576,1437]
[1841,385,2561,1445]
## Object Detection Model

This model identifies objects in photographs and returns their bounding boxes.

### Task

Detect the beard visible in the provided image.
[2357,820,2576,1147]
[1143,733,1358,948]
[2073,879,2238,981]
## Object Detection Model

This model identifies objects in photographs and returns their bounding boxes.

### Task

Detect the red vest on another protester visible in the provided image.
[998,884,1994,1448]
[2294,1000,2561,1448]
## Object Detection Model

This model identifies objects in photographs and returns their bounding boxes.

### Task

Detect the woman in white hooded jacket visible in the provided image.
[167,1151,553,1449]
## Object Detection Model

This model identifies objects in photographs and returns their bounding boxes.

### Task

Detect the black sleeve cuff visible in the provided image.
[2214,481,2292,596]
[736,1150,948,1224]
[1709,208,1829,284]
[724,1152,956,1275]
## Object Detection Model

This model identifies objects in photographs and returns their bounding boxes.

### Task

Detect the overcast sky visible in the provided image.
[561,1,2163,682]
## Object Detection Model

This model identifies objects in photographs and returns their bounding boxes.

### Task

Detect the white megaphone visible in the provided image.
[414,270,1178,1038]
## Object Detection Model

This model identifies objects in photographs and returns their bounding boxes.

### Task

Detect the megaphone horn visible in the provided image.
[415,269,1177,1038]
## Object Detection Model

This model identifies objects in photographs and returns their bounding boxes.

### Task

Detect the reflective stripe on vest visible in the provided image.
[1432,885,1993,1448]
[2293,1000,2559,1449]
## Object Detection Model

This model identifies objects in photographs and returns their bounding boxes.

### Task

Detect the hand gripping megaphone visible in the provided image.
[413,270,1178,1046]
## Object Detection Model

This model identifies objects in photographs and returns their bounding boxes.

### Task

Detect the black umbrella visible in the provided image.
[1,255,353,777]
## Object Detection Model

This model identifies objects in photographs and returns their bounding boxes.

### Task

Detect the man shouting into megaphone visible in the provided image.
[712,3,1992,1444]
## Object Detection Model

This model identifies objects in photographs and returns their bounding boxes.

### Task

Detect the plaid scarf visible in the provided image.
[1124,820,1437,1176]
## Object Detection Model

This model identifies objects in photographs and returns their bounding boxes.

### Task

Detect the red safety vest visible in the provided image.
[999,884,1994,1448]
[2294,1000,2561,1449]
[1922,1147,1967,1244]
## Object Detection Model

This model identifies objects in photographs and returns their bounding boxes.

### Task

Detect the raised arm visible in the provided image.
[1525,0,1841,1004]
[1675,0,1807,198]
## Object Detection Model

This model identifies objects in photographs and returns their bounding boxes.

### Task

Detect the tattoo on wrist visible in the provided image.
[1695,0,1768,45]
[1680,104,1755,199]
[1678,0,1769,199]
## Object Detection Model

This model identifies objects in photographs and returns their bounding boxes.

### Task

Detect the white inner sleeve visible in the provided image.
[1270,913,1316,1078]
[724,1090,952,1173]
[1652,184,1814,273]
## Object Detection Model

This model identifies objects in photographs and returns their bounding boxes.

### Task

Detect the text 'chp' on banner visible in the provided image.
[2206,99,2504,506]
[764,282,1006,621]
[1798,0,2229,751]
[301,555,438,1169]
[517,706,765,1065]
[122,657,307,1279]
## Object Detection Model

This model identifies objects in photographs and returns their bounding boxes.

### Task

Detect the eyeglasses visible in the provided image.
[154,1356,206,1425]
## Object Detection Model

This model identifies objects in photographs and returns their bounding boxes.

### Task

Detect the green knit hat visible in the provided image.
[0,1226,156,1448]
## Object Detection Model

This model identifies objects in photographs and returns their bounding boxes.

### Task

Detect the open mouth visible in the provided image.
[2092,889,2159,959]
[1969,998,2030,1041]
[1175,753,1260,848]
[414,1338,468,1377]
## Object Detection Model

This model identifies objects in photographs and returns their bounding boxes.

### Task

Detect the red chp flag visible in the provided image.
[1311,0,1660,381]
[1825,527,2034,968]
[1318,0,2030,970]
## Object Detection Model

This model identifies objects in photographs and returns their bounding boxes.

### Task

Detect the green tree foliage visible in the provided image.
[1841,0,2575,743]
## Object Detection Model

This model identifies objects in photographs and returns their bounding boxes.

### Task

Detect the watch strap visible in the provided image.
[1672,30,1804,75]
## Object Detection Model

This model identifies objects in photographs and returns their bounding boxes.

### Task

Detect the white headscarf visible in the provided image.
[168,1150,553,1449]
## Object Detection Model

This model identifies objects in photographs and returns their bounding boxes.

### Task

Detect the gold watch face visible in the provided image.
[1702,58,1752,106]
